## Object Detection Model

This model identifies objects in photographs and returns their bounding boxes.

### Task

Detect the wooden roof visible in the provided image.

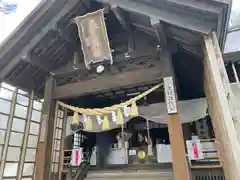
[0,0,231,97]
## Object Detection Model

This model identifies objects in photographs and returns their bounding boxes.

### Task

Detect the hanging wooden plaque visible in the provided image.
[74,9,112,69]
[164,76,178,114]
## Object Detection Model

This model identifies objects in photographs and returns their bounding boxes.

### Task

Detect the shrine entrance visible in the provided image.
[60,90,220,171]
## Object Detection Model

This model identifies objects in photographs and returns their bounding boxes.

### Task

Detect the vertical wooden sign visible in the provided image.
[163,76,178,114]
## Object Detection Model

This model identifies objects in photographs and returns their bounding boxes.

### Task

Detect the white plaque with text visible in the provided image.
[164,77,178,114]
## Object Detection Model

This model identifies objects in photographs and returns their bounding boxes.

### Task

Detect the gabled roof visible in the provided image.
[0,0,232,96]
[98,0,231,48]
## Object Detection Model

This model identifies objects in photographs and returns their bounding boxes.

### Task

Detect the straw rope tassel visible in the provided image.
[130,101,138,117]
[72,112,79,124]
[116,109,124,125]
[57,84,162,116]
[85,117,93,130]
[102,115,110,130]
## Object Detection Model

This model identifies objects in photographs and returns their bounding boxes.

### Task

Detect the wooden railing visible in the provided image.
[62,149,91,171]
[63,150,72,168]
[192,168,225,180]
[188,139,222,169]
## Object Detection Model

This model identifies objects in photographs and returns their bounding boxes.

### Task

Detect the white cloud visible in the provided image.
[0,0,41,43]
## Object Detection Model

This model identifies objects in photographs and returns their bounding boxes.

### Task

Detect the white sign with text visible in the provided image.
[164,77,178,114]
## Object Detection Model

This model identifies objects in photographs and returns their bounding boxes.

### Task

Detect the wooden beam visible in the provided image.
[22,53,52,73]
[53,48,159,79]
[112,6,131,31]
[131,23,155,36]
[112,6,134,52]
[161,47,191,180]
[150,18,167,45]
[203,32,240,180]
[53,65,163,99]
[35,76,56,180]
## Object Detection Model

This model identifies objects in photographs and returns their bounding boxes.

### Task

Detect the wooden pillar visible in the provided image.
[0,88,17,179]
[162,48,191,180]
[203,32,240,180]
[35,76,56,180]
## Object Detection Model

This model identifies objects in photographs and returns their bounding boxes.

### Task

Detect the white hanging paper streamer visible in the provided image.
[83,114,88,122]
[96,115,102,125]
[123,106,131,117]
[111,111,117,122]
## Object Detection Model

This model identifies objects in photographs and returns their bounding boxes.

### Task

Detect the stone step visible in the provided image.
[85,170,173,180]
[88,163,172,171]
[86,177,173,180]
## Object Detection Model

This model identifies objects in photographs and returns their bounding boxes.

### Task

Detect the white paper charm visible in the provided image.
[111,111,117,122]
[123,106,131,117]
[83,114,88,122]
[96,115,102,125]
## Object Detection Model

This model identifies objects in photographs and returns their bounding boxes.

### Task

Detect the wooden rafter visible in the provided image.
[111,6,135,52]
[150,18,167,45]
[22,53,52,73]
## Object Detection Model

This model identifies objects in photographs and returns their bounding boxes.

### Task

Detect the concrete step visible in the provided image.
[85,169,173,180]
[86,177,172,180]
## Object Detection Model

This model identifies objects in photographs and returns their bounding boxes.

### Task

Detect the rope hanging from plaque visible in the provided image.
[58,83,163,131]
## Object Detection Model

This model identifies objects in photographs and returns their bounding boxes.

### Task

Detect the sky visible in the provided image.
[0,0,240,44]
[232,0,240,10]
[0,0,41,43]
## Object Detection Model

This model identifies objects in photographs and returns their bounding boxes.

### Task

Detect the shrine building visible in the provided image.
[0,0,240,180]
